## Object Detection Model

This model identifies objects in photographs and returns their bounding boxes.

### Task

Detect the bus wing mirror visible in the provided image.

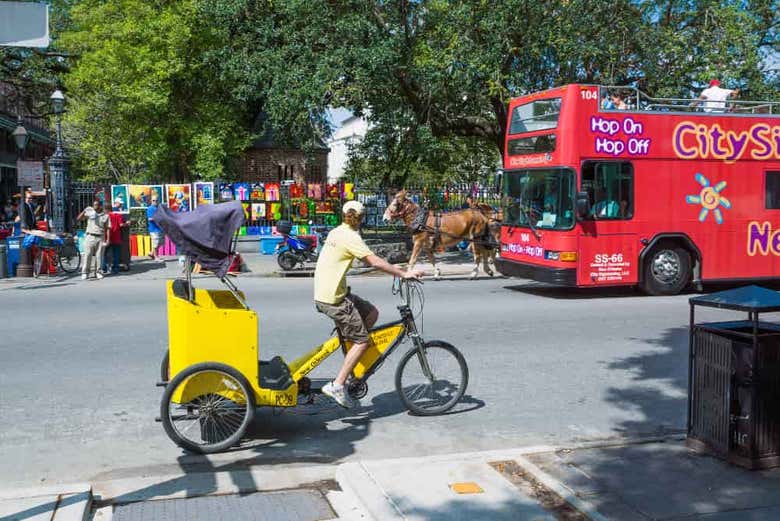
[494,171,503,194]
[576,191,591,220]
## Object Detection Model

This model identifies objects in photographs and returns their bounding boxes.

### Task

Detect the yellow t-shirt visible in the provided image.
[314,224,374,304]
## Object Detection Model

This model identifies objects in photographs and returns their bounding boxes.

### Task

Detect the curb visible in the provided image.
[0,483,92,521]
[514,455,609,521]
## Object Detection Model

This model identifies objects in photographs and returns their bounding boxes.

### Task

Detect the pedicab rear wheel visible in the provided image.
[161,362,255,453]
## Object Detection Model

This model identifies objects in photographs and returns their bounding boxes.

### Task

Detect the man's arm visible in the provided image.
[362,254,423,279]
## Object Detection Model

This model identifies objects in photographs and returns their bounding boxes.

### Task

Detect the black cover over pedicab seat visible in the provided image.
[152,200,245,279]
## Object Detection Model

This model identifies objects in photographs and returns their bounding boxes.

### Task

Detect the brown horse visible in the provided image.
[383,190,493,279]
[471,203,503,277]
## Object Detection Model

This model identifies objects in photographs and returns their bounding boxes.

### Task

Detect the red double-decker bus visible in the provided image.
[495,84,780,295]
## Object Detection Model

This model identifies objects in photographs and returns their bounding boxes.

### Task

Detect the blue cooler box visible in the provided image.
[259,236,283,255]
[5,236,21,277]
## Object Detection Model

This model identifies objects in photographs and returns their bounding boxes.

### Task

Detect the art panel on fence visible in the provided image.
[250,183,265,200]
[233,182,250,201]
[128,185,164,209]
[110,185,130,213]
[193,182,214,207]
[166,184,191,213]
[219,183,234,201]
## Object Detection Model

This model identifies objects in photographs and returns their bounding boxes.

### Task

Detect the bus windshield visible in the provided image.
[504,168,575,230]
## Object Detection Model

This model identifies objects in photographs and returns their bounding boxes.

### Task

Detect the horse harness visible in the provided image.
[409,205,494,250]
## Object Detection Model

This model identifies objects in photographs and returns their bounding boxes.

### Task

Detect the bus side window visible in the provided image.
[581,161,634,220]
[766,172,780,209]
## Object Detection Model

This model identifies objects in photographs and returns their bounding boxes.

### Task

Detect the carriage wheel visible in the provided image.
[395,340,468,416]
[161,362,255,453]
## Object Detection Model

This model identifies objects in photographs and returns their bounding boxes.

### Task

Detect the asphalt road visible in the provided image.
[0,270,732,488]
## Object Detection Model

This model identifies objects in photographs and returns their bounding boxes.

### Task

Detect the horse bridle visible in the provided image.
[389,197,417,222]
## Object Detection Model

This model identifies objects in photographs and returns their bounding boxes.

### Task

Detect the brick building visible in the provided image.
[240,114,329,185]
[0,82,55,206]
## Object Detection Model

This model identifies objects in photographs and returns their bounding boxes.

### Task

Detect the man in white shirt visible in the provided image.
[694,79,739,112]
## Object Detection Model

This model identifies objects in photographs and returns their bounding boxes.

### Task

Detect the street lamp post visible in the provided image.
[12,117,33,277]
[49,89,70,234]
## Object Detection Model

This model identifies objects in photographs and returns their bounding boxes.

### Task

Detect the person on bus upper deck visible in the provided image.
[692,79,739,112]
[601,92,615,110]
[611,93,628,110]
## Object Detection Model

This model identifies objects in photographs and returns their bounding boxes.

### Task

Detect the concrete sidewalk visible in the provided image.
[6,436,779,520]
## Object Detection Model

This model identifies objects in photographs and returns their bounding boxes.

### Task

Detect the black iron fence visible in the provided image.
[355,183,502,232]
[69,180,503,235]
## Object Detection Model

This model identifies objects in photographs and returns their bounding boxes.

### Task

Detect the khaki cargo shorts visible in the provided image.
[315,293,376,344]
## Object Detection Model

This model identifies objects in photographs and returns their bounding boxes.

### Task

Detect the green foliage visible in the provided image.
[59,0,251,182]
[0,0,74,116]
[204,0,776,187]
[47,0,778,187]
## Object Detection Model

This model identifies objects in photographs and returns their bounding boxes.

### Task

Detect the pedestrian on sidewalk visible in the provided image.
[147,196,164,261]
[102,198,130,275]
[314,200,423,408]
[77,199,108,280]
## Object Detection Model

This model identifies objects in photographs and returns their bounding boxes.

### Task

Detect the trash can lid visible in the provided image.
[689,285,780,312]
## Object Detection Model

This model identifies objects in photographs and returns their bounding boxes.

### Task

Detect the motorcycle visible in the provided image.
[275,220,329,271]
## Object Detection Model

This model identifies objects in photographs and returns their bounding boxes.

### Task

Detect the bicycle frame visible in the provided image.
[166,277,427,409]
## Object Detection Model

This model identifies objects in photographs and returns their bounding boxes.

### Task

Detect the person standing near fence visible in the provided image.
[147,196,164,261]
[77,199,108,280]
[102,198,129,275]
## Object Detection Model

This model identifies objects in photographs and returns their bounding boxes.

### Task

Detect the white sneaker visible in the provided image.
[321,381,352,408]
[96,272,104,280]
[81,274,87,280]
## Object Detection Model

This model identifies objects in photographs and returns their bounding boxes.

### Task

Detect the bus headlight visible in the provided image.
[545,251,577,262]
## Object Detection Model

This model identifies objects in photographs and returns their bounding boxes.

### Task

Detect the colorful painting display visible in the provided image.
[166,184,191,213]
[251,203,265,220]
[194,182,214,207]
[128,185,164,209]
[233,182,250,201]
[111,185,130,213]
[219,183,234,201]
[250,183,265,200]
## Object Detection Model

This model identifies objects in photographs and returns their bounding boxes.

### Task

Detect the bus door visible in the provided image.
[577,161,639,286]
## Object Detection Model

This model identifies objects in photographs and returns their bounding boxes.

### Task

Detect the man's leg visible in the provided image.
[111,244,120,273]
[334,294,378,386]
[149,232,159,260]
[82,237,97,277]
[101,244,108,273]
[317,295,378,406]
[95,241,105,278]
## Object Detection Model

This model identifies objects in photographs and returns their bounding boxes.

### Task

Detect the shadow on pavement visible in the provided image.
[506,280,780,300]
[604,325,689,437]
[87,388,485,513]
[504,283,643,300]
[531,323,780,518]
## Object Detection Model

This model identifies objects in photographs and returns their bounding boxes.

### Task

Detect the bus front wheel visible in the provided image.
[642,246,691,296]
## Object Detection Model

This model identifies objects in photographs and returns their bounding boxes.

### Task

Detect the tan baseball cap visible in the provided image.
[342,200,365,214]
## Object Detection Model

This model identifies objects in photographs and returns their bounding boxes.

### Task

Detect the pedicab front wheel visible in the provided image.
[395,340,468,416]
[160,362,255,454]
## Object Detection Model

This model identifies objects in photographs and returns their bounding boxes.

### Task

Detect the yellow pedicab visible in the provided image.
[155,201,468,453]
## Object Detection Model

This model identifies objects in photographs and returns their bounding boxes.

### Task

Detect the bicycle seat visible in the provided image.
[258,356,294,390]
